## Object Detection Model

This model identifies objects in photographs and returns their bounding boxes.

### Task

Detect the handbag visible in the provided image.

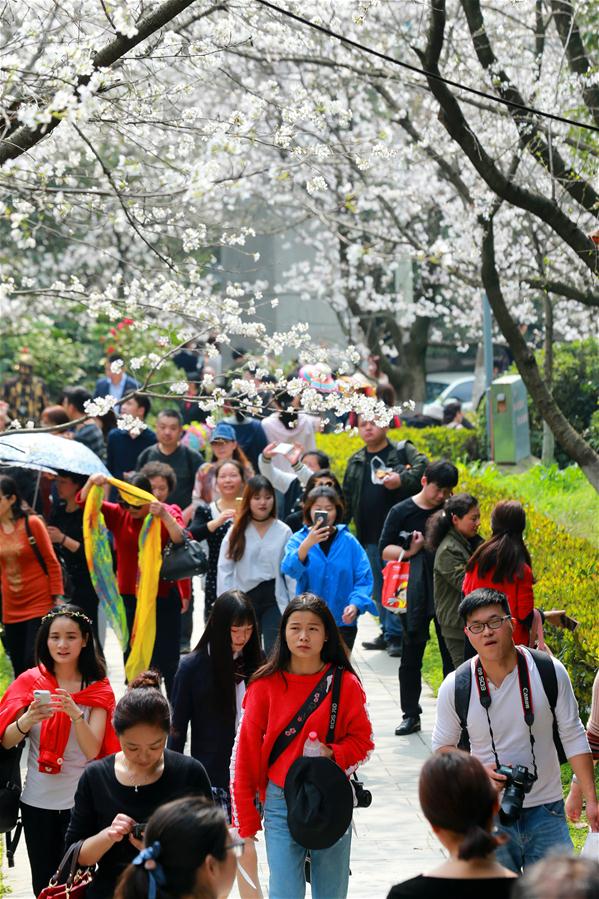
[381,551,409,614]
[38,840,93,899]
[0,742,24,867]
[160,536,207,580]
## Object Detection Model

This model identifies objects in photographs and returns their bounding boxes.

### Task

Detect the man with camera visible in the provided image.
[432,587,597,872]
[379,460,458,735]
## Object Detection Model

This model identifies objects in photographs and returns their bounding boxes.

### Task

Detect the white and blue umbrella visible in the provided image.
[0,432,109,477]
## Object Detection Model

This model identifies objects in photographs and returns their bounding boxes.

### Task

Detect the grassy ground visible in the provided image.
[422,626,595,852]
[469,462,599,547]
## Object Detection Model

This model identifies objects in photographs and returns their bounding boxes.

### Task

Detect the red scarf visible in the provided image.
[0,666,119,774]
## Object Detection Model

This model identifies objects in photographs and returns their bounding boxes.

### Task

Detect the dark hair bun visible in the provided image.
[458,824,502,860]
[128,670,161,691]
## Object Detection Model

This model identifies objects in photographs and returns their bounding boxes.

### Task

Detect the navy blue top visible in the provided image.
[168,649,236,790]
[106,427,157,481]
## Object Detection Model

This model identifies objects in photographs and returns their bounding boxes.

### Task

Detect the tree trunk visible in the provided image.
[481,220,599,491]
[541,294,555,466]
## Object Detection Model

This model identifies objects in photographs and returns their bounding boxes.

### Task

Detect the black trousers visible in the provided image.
[122,590,181,698]
[21,802,71,896]
[4,617,43,678]
[338,626,357,651]
[398,616,454,719]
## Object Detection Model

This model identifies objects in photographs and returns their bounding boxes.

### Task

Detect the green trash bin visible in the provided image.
[490,375,531,464]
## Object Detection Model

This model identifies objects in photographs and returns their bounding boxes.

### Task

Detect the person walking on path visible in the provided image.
[281,486,375,651]
[78,471,185,696]
[343,416,427,657]
[136,408,203,523]
[106,394,156,485]
[387,750,517,899]
[114,798,238,899]
[230,593,374,899]
[425,493,482,668]
[169,590,263,898]
[217,475,292,654]
[65,670,212,899]
[189,460,248,622]
[0,475,64,677]
[0,604,118,895]
[380,461,458,735]
[48,471,102,641]
[63,386,107,461]
[192,421,253,506]
[462,501,567,653]
[433,587,597,872]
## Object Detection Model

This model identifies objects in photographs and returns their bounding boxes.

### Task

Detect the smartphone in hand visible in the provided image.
[313,511,329,529]
[561,613,579,632]
[33,690,52,705]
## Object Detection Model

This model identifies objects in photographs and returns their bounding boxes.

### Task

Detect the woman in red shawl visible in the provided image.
[0,603,118,895]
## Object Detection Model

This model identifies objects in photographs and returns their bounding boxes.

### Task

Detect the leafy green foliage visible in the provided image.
[526,338,599,467]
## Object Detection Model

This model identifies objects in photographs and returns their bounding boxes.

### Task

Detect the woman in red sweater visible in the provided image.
[230,593,374,899]
[462,500,535,647]
[0,475,64,676]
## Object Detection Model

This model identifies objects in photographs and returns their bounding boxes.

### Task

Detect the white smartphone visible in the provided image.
[33,689,52,705]
[273,442,294,456]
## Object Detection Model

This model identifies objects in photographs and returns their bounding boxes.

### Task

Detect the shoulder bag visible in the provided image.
[160,535,208,580]
[38,840,93,899]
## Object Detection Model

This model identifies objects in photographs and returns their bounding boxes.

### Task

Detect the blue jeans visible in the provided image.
[264,782,351,899]
[494,799,573,873]
[365,544,403,644]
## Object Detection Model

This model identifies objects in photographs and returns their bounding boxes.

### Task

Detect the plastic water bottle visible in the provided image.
[303,731,322,757]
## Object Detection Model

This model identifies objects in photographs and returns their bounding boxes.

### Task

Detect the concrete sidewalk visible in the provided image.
[3,599,443,898]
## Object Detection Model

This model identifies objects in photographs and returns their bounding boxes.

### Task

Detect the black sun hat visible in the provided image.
[284,755,354,850]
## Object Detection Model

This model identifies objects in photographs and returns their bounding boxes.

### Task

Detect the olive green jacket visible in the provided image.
[433,528,475,634]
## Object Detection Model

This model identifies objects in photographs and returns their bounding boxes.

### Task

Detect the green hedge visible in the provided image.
[317,432,598,711]
[318,426,479,474]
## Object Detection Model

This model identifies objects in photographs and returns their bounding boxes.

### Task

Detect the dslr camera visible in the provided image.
[495,764,536,825]
[396,531,414,551]
[351,777,372,808]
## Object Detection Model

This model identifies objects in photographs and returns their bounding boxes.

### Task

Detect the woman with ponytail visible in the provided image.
[426,494,482,667]
[387,750,516,898]
[65,670,212,899]
[462,500,569,650]
[115,797,237,899]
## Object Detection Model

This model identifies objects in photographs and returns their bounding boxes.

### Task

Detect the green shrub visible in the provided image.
[317,433,599,711]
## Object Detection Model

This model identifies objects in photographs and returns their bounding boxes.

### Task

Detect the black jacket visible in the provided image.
[168,650,236,790]
[342,440,428,543]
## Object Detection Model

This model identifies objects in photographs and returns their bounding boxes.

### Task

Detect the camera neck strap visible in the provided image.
[473,649,538,780]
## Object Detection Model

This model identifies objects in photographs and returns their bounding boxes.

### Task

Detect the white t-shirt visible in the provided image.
[261,413,319,472]
[21,707,91,810]
[217,519,294,613]
[432,649,589,807]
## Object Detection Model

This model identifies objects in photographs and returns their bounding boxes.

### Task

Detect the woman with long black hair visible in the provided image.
[169,591,262,802]
[230,593,374,899]
[217,476,292,654]
[0,604,117,894]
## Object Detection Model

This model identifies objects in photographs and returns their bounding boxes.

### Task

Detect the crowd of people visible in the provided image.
[0,351,597,898]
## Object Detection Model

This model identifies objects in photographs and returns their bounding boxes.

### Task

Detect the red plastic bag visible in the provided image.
[381,555,410,614]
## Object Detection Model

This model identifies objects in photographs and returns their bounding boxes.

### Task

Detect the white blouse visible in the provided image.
[217,519,294,613]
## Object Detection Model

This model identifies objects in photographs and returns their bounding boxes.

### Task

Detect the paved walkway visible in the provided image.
[3,598,443,898]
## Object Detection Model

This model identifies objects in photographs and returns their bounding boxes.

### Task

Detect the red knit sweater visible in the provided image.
[230,666,374,837]
[462,562,534,646]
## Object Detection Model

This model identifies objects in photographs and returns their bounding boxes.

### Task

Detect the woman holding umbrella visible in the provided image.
[0,475,64,676]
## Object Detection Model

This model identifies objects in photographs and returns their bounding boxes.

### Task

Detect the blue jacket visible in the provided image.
[281,524,376,627]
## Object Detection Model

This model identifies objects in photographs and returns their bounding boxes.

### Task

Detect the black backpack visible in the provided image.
[0,743,24,866]
[454,648,567,764]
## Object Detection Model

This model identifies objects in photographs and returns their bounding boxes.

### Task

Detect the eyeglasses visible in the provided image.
[465,614,512,635]
[224,836,245,858]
